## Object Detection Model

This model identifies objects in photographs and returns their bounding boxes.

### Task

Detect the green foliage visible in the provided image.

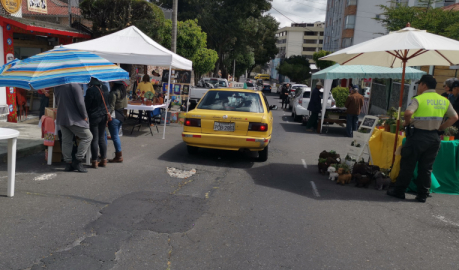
[276,55,311,83]
[445,126,459,136]
[160,19,218,83]
[319,158,327,164]
[248,15,280,75]
[193,48,219,84]
[387,107,397,119]
[313,50,335,70]
[376,1,459,40]
[80,0,165,41]
[157,0,274,78]
[331,87,349,108]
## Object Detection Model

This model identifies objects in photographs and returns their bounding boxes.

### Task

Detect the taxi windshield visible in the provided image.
[198,91,264,113]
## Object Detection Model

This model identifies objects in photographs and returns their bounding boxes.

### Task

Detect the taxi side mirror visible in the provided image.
[269,105,278,110]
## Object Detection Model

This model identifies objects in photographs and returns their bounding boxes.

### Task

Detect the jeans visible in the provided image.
[306,112,319,129]
[39,94,49,119]
[89,116,107,160]
[108,118,122,153]
[282,97,288,108]
[346,114,359,137]
[60,125,93,163]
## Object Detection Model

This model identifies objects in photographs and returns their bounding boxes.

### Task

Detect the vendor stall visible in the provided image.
[60,26,193,139]
[311,64,426,133]
[369,129,459,195]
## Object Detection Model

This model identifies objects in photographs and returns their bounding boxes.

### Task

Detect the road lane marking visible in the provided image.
[301,159,307,168]
[310,181,320,197]
[434,215,459,227]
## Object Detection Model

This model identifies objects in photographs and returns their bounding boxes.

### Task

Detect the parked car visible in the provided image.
[246,82,257,90]
[261,84,272,93]
[288,84,308,109]
[291,87,336,122]
[182,88,277,161]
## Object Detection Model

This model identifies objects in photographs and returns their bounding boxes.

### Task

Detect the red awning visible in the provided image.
[0,16,90,39]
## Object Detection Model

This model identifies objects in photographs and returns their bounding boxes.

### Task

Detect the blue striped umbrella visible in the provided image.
[0,47,129,90]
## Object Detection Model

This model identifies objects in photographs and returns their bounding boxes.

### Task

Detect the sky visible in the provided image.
[266,0,327,28]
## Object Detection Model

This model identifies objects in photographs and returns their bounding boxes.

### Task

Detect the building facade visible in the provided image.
[270,22,324,82]
[324,0,459,52]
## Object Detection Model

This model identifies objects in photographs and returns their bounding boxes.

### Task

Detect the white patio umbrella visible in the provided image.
[320,23,459,164]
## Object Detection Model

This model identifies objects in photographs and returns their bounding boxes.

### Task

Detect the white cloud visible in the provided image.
[266,0,327,28]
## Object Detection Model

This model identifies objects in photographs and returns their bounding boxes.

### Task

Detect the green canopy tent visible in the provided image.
[311,64,427,133]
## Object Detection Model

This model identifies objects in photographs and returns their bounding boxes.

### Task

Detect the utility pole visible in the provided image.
[68,0,72,27]
[171,0,178,53]
[233,59,236,82]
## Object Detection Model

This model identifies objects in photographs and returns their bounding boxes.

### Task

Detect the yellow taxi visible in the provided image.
[182,88,277,161]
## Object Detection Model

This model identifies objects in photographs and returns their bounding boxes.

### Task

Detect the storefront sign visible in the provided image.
[27,0,47,14]
[1,0,21,14]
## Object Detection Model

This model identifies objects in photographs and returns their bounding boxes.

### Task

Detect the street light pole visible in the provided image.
[233,59,236,81]
[171,0,178,53]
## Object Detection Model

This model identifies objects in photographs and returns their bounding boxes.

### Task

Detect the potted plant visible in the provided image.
[444,126,458,141]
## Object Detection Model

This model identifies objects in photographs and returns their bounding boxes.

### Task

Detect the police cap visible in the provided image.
[451,80,459,89]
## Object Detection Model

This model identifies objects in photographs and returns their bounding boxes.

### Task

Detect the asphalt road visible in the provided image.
[1,93,459,270]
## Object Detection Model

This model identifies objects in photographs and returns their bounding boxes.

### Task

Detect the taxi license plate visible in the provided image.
[214,122,235,131]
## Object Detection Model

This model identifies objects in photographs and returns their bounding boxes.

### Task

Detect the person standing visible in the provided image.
[441,78,454,99]
[281,83,290,109]
[387,75,458,203]
[84,78,109,169]
[38,88,50,119]
[344,87,364,137]
[449,80,459,129]
[305,81,323,131]
[108,81,128,163]
[55,83,93,173]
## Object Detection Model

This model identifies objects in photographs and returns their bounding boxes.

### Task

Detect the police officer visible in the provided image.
[387,75,458,203]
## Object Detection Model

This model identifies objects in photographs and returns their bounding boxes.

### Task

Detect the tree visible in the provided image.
[247,15,279,76]
[80,0,165,41]
[376,1,459,39]
[276,55,311,83]
[161,19,218,83]
[313,50,335,70]
[193,48,219,84]
[156,0,273,78]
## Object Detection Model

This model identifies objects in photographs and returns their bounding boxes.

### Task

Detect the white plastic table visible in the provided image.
[0,128,20,197]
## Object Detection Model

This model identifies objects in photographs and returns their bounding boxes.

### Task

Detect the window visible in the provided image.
[319,40,323,44]
[345,15,356,29]
[347,0,356,5]
[304,39,317,44]
[320,32,324,36]
[341,38,353,48]
[303,47,316,52]
[197,91,264,113]
[304,31,317,36]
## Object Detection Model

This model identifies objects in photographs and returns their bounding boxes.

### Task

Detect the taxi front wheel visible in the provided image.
[258,146,268,162]
[187,145,199,155]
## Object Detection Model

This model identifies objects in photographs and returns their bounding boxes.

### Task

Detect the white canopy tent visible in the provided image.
[311,64,427,133]
[61,26,193,139]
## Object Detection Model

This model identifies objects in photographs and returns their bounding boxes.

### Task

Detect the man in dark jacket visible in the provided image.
[306,81,323,131]
[345,87,364,137]
[450,81,459,129]
[55,83,93,173]
[281,83,290,109]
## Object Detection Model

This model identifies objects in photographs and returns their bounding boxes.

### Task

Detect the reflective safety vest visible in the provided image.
[413,92,449,121]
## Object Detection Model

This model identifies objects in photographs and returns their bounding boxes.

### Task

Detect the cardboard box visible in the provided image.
[45,107,57,120]
[52,152,62,163]
[52,142,61,153]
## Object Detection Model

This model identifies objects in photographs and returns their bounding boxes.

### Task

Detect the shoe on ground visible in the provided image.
[64,163,74,172]
[415,195,427,203]
[72,159,88,173]
[386,189,405,199]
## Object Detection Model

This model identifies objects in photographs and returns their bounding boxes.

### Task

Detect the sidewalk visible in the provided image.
[0,120,44,162]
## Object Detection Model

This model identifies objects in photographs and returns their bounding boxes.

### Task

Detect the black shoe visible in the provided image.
[415,195,427,203]
[387,189,405,199]
[64,163,74,172]
[72,159,88,173]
